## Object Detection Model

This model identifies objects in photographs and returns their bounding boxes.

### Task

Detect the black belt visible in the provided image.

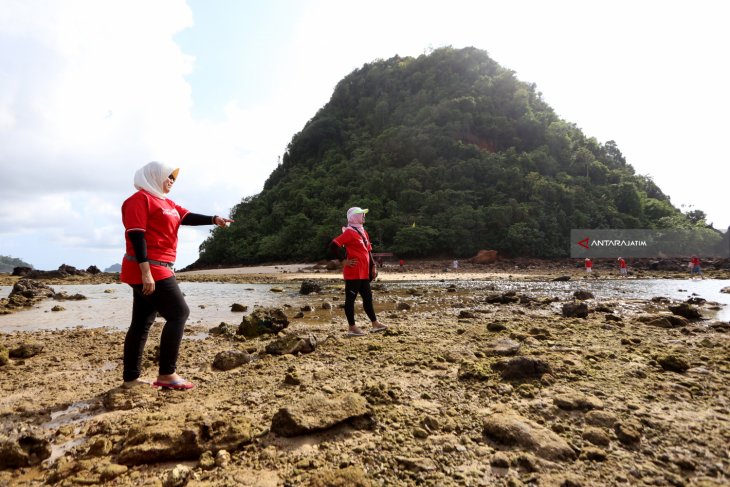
[124,253,174,268]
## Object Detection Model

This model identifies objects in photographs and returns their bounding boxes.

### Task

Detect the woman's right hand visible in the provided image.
[140,263,155,295]
[344,258,357,267]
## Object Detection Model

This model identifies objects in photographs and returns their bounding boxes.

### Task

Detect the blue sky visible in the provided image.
[1,0,728,270]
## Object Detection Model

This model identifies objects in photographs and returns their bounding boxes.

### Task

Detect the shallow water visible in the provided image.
[0,282,313,333]
[1,278,728,333]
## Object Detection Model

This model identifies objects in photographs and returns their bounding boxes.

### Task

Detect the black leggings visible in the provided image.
[123,276,190,381]
[344,279,377,326]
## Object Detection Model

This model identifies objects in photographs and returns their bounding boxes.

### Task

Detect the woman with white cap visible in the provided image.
[330,207,388,336]
[120,161,233,389]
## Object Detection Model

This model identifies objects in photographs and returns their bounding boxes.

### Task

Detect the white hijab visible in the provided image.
[133,161,179,199]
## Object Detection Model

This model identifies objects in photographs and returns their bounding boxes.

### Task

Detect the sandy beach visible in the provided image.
[1,261,729,486]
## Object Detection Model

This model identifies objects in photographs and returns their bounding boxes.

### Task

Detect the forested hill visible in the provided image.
[0,255,31,273]
[194,46,707,266]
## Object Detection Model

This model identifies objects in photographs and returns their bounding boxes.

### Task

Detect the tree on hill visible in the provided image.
[0,255,32,273]
[194,46,718,266]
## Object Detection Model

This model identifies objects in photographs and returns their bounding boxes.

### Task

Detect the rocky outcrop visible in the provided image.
[9,343,44,359]
[553,390,604,411]
[469,250,498,265]
[237,307,289,337]
[212,350,253,371]
[482,409,577,461]
[562,302,588,318]
[265,334,317,355]
[271,393,370,437]
[492,356,551,381]
[668,303,702,320]
[117,413,253,465]
[0,429,52,469]
[636,314,689,328]
[299,280,321,295]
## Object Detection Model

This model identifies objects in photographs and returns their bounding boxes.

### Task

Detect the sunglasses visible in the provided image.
[167,174,176,182]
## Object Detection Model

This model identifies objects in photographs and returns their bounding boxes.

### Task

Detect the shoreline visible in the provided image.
[2,257,729,286]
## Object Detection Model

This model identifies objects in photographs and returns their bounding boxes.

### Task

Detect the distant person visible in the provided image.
[690,255,703,279]
[120,161,233,389]
[452,259,459,270]
[399,259,405,271]
[617,257,627,277]
[585,258,592,274]
[329,207,388,337]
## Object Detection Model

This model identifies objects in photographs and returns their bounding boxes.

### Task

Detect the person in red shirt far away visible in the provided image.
[689,255,703,279]
[120,161,233,390]
[585,258,593,274]
[617,257,627,277]
[329,207,388,337]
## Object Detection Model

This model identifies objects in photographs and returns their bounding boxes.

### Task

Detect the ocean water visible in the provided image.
[1,278,728,333]
[0,282,317,333]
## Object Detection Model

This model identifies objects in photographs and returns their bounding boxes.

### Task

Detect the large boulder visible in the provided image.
[212,350,254,371]
[271,393,370,437]
[562,302,589,318]
[482,409,576,461]
[299,280,321,295]
[237,308,289,338]
[492,356,551,381]
[668,303,702,320]
[470,250,498,265]
[117,413,253,465]
[9,279,55,300]
[636,314,689,328]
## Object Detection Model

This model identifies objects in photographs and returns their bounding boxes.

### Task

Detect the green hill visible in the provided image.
[0,255,32,273]
[195,46,711,266]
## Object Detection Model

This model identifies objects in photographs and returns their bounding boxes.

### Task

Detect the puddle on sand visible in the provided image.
[47,437,86,464]
[41,399,105,464]
[42,400,98,430]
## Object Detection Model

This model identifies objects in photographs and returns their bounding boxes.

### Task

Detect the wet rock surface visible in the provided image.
[0,267,729,485]
[237,307,289,337]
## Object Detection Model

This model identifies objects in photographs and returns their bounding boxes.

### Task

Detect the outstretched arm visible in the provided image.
[181,213,234,227]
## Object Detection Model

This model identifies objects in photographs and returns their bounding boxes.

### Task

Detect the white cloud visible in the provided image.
[0,0,258,268]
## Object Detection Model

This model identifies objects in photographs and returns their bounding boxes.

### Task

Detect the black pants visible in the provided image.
[123,276,190,381]
[344,279,377,326]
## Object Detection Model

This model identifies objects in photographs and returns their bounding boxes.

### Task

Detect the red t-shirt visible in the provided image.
[691,257,700,266]
[585,260,592,268]
[332,227,372,280]
[120,190,190,284]
[618,258,626,269]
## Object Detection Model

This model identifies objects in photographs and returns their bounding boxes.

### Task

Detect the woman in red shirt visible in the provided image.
[330,207,388,336]
[121,161,233,389]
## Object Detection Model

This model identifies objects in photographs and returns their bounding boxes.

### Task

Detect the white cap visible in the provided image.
[347,207,368,219]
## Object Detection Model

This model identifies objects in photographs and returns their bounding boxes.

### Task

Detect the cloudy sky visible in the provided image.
[1,0,728,270]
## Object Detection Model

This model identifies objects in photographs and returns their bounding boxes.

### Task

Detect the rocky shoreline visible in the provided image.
[0,263,729,486]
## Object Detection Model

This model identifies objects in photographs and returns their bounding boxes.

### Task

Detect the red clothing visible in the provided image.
[120,190,190,284]
[691,256,700,266]
[618,258,626,269]
[585,260,592,268]
[332,227,372,280]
